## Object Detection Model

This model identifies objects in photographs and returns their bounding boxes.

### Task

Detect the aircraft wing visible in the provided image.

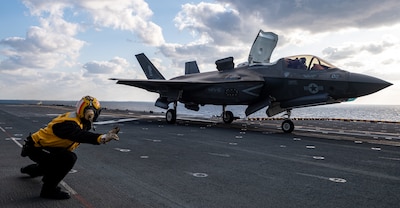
[110,79,188,93]
[109,78,256,93]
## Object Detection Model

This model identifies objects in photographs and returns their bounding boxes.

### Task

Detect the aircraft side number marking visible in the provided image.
[330,74,341,79]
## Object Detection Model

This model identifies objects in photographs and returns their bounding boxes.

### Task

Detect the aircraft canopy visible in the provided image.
[248,30,278,65]
[284,55,337,70]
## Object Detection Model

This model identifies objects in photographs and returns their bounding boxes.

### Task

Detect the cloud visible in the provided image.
[217,0,400,32]
[0,66,86,99]
[76,0,165,46]
[322,46,357,60]
[173,2,264,45]
[1,0,166,72]
[361,41,395,54]
[162,0,400,68]
[174,2,242,44]
[160,2,261,68]
[322,38,397,62]
[0,16,84,70]
[0,0,167,101]
[83,57,129,75]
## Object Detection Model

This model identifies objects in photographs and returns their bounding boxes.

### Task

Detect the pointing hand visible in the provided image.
[100,127,120,144]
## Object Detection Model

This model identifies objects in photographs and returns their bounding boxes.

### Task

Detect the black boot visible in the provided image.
[20,164,44,178]
[40,185,70,200]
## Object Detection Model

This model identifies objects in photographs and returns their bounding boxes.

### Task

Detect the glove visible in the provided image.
[109,126,120,134]
[21,138,34,157]
[100,127,120,144]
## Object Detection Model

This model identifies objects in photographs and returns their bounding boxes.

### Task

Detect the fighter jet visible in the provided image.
[111,30,392,133]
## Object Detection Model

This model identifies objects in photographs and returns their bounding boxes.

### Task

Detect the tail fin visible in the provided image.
[135,53,165,80]
[185,61,200,74]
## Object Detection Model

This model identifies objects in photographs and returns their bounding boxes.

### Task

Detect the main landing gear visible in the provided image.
[165,102,177,124]
[281,109,294,133]
[164,103,294,133]
[164,103,237,125]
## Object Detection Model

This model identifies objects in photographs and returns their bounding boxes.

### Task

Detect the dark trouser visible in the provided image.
[26,143,77,189]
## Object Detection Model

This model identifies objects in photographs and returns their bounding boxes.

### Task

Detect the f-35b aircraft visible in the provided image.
[111,30,392,133]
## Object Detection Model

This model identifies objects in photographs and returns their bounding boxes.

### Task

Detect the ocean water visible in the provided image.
[1,100,399,122]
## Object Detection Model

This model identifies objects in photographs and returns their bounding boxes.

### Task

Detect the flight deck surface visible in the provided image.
[1,104,399,208]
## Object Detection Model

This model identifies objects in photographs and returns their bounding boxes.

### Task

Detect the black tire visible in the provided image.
[166,109,176,124]
[281,120,294,133]
[223,111,234,124]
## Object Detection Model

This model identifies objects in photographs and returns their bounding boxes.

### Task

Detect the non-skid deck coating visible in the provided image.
[1,104,399,208]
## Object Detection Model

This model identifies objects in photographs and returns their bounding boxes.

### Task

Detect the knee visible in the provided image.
[63,152,77,170]
[59,151,77,169]
[66,152,77,164]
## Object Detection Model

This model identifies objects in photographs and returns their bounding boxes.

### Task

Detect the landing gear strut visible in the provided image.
[281,109,294,133]
[166,102,177,124]
[222,105,234,124]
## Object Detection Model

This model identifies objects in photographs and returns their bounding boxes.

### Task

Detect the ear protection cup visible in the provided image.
[76,96,101,121]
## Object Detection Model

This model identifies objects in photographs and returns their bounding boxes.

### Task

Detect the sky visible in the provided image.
[0,0,399,105]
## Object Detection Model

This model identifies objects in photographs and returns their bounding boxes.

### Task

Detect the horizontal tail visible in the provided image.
[135,53,165,80]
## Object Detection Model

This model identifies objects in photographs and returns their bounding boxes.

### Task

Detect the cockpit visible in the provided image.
[285,55,336,70]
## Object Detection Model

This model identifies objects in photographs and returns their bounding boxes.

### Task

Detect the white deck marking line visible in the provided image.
[10,137,23,148]
[379,156,400,161]
[208,152,231,157]
[94,118,139,125]
[59,181,77,195]
[296,172,347,183]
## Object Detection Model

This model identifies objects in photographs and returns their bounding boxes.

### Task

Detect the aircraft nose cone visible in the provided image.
[348,73,392,97]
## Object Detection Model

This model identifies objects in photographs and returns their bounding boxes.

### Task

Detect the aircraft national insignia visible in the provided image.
[304,83,324,94]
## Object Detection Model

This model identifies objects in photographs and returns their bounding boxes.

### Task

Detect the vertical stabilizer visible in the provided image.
[135,53,166,80]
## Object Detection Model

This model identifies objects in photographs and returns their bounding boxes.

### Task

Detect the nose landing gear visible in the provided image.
[222,111,234,124]
[222,105,235,124]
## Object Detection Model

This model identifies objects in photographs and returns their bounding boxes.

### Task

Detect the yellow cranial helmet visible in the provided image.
[76,96,101,121]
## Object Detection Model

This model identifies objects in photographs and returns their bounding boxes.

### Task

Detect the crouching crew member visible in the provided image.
[20,95,120,200]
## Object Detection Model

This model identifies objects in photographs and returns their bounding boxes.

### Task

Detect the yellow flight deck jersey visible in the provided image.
[31,112,103,151]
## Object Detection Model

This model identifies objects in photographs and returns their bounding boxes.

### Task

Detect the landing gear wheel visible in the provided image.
[281,120,294,133]
[166,109,176,124]
[223,111,234,124]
